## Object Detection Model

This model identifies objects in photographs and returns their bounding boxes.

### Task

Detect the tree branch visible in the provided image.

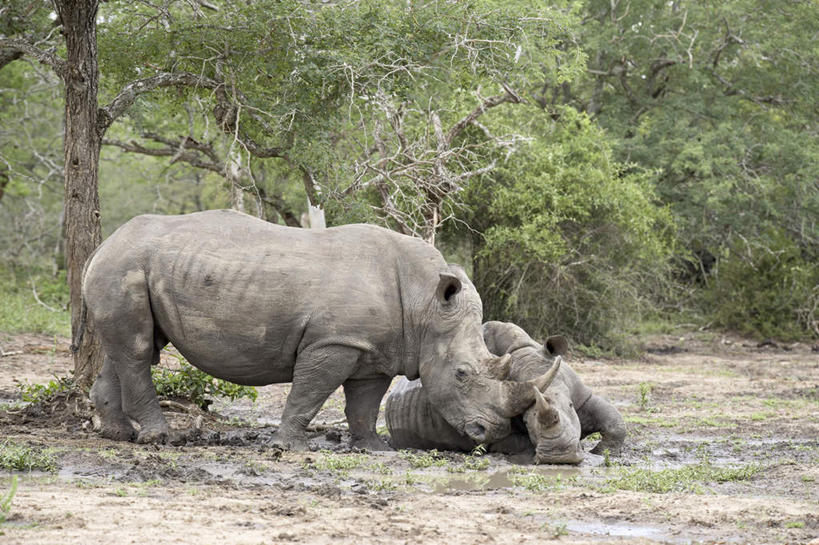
[445,85,523,145]
[0,38,66,77]
[98,72,222,135]
[102,137,223,174]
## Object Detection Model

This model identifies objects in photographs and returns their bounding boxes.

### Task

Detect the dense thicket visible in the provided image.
[1,0,816,347]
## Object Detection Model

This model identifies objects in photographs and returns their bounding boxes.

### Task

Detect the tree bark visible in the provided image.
[55,0,103,390]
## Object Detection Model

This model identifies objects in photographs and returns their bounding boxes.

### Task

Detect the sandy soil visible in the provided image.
[0,331,817,544]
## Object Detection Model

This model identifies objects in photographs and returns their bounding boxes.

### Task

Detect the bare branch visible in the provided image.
[0,38,66,77]
[98,72,222,135]
[445,85,523,145]
[102,137,224,174]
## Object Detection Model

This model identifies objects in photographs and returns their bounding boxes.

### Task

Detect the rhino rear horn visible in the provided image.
[487,354,512,380]
[530,356,562,392]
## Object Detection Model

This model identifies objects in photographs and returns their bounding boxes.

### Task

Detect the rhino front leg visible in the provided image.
[90,356,136,442]
[274,345,361,450]
[577,394,627,455]
[343,376,392,451]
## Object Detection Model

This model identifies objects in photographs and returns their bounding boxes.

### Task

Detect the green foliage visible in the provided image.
[562,0,819,341]
[0,476,18,525]
[705,232,819,341]
[0,441,57,472]
[399,449,448,469]
[463,105,674,347]
[19,376,75,404]
[151,353,257,410]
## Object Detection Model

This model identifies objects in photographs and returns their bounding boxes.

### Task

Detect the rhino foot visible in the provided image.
[99,422,137,442]
[350,435,393,452]
[269,431,309,451]
[136,428,170,445]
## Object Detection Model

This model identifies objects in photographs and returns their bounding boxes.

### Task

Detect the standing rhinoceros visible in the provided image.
[385,321,626,463]
[78,210,554,449]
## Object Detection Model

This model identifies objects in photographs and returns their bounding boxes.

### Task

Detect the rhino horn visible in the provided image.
[487,354,512,380]
[498,381,538,417]
[534,387,560,427]
[531,356,562,392]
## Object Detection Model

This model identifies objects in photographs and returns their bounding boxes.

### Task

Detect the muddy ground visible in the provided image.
[0,332,817,544]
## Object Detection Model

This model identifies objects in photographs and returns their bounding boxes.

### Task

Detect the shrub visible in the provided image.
[152,353,258,410]
[462,106,675,350]
[706,231,819,341]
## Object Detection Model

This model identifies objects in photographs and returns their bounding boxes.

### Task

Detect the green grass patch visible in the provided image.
[602,460,760,494]
[19,375,76,403]
[625,414,676,427]
[0,266,70,336]
[0,476,18,525]
[400,449,449,469]
[304,451,367,475]
[0,441,57,472]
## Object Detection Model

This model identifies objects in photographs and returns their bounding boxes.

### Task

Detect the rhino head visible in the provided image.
[484,322,584,464]
[417,267,557,444]
[524,355,584,465]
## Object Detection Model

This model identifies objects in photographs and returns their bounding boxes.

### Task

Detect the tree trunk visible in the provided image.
[56,0,103,390]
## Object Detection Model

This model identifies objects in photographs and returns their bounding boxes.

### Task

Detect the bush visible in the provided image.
[152,353,258,410]
[461,106,675,350]
[706,231,819,341]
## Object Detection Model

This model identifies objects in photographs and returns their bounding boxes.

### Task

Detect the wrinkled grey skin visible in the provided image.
[81,210,522,449]
[385,322,626,464]
[483,321,627,462]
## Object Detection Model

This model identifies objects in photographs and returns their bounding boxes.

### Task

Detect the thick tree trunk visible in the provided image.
[56,0,103,390]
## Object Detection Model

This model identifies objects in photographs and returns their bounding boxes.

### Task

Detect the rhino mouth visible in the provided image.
[533,447,584,465]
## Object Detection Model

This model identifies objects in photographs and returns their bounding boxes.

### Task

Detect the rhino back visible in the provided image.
[385,378,476,451]
[84,210,443,384]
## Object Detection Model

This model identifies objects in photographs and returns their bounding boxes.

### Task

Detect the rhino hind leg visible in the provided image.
[343,376,392,451]
[90,356,136,441]
[577,394,627,455]
[90,273,169,444]
[273,345,362,450]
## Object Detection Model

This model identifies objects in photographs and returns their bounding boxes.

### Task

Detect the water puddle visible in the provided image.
[565,520,680,542]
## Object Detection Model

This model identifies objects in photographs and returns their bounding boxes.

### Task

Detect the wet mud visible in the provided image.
[0,332,817,544]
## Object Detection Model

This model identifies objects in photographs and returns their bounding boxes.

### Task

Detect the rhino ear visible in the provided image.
[544,335,569,356]
[436,272,462,304]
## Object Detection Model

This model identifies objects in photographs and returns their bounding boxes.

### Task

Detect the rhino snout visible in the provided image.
[534,448,584,465]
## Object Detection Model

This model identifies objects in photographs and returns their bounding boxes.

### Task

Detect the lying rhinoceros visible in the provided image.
[483,321,627,461]
[385,321,626,463]
[78,210,555,449]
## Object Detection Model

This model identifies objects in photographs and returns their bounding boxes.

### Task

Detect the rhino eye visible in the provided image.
[455,367,470,381]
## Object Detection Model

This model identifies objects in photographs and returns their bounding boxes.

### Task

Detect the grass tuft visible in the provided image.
[0,441,57,472]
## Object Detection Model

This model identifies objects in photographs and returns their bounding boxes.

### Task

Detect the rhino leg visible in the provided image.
[343,376,392,451]
[274,345,361,450]
[577,394,627,455]
[91,273,169,444]
[90,356,136,441]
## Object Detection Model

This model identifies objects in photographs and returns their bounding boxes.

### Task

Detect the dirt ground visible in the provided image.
[0,331,817,544]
